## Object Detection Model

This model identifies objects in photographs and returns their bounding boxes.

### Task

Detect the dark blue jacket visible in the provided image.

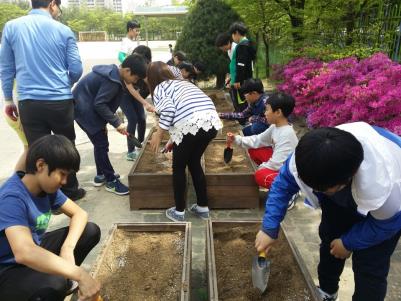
[73,65,123,135]
[262,126,401,251]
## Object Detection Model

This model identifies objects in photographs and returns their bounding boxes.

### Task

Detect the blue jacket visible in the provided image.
[73,65,123,135]
[0,9,82,101]
[262,126,401,251]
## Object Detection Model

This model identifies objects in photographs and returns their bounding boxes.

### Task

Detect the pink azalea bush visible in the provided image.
[278,52,401,135]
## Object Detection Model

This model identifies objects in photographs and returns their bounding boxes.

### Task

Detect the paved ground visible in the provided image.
[0,41,400,300]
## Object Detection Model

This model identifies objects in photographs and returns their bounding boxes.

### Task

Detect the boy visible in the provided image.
[73,54,147,195]
[228,22,256,115]
[227,92,297,189]
[118,20,140,63]
[215,32,237,60]
[219,79,270,136]
[0,135,101,301]
[255,122,401,301]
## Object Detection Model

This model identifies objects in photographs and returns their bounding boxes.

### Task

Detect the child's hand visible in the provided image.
[4,100,18,122]
[145,103,156,113]
[116,124,127,135]
[161,141,173,153]
[226,132,235,144]
[330,239,351,259]
[150,132,162,153]
[233,82,241,89]
[218,112,224,118]
[255,230,276,254]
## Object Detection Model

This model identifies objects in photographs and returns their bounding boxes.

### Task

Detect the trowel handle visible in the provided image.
[258,251,266,258]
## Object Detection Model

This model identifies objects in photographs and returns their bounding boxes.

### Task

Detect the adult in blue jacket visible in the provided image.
[73,54,146,196]
[0,0,84,201]
[255,122,401,301]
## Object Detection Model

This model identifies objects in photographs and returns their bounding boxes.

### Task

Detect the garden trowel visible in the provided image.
[223,136,233,163]
[127,134,142,148]
[252,251,271,294]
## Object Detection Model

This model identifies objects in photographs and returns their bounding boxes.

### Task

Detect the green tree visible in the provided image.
[0,3,28,32]
[175,0,241,88]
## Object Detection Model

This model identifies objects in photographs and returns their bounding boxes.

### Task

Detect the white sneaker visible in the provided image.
[317,287,339,301]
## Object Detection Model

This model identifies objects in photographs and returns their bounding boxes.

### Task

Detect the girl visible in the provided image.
[147,62,222,221]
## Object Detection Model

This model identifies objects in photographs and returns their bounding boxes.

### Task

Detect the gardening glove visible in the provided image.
[4,99,18,122]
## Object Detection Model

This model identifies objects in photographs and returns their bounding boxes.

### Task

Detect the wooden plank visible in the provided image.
[207,186,259,209]
[130,174,172,187]
[206,174,255,186]
[129,190,175,209]
[206,220,219,301]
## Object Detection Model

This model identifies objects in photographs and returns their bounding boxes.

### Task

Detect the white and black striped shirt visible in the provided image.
[153,80,217,131]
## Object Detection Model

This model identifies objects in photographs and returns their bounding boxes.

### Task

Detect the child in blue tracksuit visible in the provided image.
[73,54,146,196]
[219,78,269,136]
[255,122,401,301]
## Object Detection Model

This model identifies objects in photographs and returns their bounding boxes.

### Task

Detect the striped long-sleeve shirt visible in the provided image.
[153,80,222,144]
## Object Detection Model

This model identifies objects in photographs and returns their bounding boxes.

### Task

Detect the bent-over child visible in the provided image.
[73,54,147,195]
[255,122,401,301]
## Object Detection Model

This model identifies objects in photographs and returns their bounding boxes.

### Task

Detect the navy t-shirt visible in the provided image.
[0,172,67,265]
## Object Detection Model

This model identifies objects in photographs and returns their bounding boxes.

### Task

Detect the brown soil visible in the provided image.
[216,119,243,139]
[213,224,312,301]
[205,141,253,173]
[207,92,235,112]
[135,142,173,174]
[95,229,184,301]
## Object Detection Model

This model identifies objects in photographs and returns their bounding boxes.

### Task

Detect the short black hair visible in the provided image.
[122,54,147,79]
[31,0,60,8]
[173,51,186,62]
[267,92,295,117]
[132,45,152,64]
[295,127,364,192]
[229,22,248,36]
[240,78,264,94]
[215,32,232,47]
[26,135,80,175]
[177,61,194,74]
[127,20,140,32]
[193,61,205,74]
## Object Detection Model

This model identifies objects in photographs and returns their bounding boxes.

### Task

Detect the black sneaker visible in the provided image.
[69,188,86,201]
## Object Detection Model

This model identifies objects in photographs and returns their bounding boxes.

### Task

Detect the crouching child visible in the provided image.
[219,79,270,136]
[0,135,101,301]
[227,92,298,189]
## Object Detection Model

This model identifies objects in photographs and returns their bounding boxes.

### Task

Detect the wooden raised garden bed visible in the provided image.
[128,128,184,209]
[92,222,191,301]
[206,220,320,301]
[203,140,259,208]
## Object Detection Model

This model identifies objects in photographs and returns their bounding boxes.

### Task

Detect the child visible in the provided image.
[177,61,195,82]
[166,50,186,66]
[0,135,101,301]
[120,45,155,161]
[215,32,237,60]
[227,92,297,189]
[147,61,222,222]
[220,78,270,136]
[228,22,256,115]
[73,54,147,195]
[255,122,401,301]
[118,20,140,63]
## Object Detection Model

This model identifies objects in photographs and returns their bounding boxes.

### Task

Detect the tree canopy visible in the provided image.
[175,0,241,86]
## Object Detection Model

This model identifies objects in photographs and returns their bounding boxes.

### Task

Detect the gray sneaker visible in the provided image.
[188,204,210,220]
[165,207,185,222]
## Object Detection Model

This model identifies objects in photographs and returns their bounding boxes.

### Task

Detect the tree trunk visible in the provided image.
[289,0,306,44]
[215,72,226,89]
[263,33,270,77]
[255,32,260,78]
[345,3,356,46]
